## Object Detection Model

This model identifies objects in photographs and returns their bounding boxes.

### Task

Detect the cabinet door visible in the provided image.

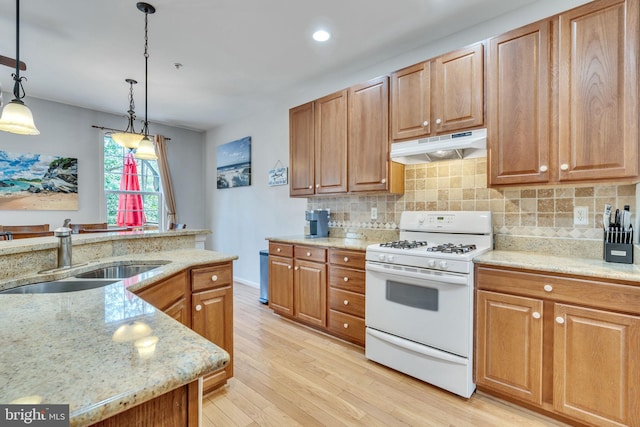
[315,90,348,194]
[192,285,234,391]
[348,76,390,193]
[558,0,639,182]
[553,304,640,426]
[289,102,315,196]
[268,255,294,316]
[390,61,431,139]
[294,259,327,327]
[165,298,189,327]
[488,20,552,186]
[476,290,544,405]
[433,43,484,133]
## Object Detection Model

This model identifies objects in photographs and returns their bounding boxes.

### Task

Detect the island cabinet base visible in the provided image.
[90,380,201,427]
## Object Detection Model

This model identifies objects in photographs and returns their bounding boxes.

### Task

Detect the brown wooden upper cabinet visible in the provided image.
[289,77,403,197]
[488,0,639,186]
[390,43,484,141]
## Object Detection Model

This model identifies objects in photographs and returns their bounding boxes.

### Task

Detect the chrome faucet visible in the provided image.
[54,219,73,268]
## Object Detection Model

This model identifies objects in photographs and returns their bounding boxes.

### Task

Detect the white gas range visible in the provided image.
[365,211,493,398]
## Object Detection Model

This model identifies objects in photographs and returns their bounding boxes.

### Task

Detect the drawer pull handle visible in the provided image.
[532,312,541,319]
[344,257,349,262]
[195,304,202,312]
[276,248,281,252]
[556,316,565,325]
[343,323,349,329]
[343,277,349,282]
[343,299,349,305]
[543,284,553,292]
[306,252,311,256]
[211,275,218,282]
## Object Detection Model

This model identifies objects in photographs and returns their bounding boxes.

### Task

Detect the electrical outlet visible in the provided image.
[574,206,588,225]
[371,207,378,220]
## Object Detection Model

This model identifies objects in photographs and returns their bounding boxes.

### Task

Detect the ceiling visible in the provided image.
[0,0,540,132]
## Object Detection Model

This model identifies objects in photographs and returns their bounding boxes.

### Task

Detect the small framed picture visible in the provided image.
[268,167,288,186]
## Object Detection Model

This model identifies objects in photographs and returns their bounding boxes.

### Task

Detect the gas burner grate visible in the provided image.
[427,243,477,254]
[379,240,429,250]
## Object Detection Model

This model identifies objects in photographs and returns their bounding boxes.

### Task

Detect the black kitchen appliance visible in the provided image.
[305,209,329,238]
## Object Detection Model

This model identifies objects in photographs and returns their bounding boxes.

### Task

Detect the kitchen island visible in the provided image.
[0,231,237,426]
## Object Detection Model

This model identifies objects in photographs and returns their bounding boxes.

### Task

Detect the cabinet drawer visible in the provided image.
[328,310,365,345]
[329,249,365,269]
[294,245,327,263]
[329,288,365,317]
[476,265,640,315]
[269,242,293,257]
[135,271,187,311]
[328,266,365,293]
[192,264,232,292]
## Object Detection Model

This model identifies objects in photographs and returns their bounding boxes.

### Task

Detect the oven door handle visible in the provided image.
[367,328,467,365]
[366,262,468,286]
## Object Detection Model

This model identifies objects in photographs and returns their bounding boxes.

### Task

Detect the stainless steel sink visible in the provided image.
[74,263,166,279]
[0,279,120,294]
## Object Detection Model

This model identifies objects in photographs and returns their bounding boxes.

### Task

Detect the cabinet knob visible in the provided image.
[294,266,299,270]
[343,323,349,329]
[288,265,292,270]
[539,165,548,172]
[422,120,429,127]
[211,274,218,282]
[343,256,349,262]
[195,304,202,312]
[556,316,565,324]
[381,178,386,184]
[543,284,553,292]
[276,247,281,252]
[306,251,311,256]
[316,184,320,188]
[343,299,349,305]
[308,185,313,189]
[560,163,569,171]
[343,276,349,282]
[532,312,541,319]
[435,118,442,125]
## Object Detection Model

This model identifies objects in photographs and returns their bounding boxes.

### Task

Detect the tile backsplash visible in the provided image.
[307,158,637,241]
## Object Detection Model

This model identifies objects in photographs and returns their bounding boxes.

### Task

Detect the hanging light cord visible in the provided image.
[142,7,150,137]
[11,0,27,102]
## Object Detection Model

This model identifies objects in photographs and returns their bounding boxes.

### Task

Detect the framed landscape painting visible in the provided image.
[216,136,251,189]
[0,150,78,210]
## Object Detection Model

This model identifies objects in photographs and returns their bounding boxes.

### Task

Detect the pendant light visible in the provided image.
[111,79,144,148]
[0,0,40,135]
[134,2,158,161]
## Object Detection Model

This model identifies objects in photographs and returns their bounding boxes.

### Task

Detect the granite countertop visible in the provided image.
[474,250,640,285]
[266,235,373,251]
[0,248,237,426]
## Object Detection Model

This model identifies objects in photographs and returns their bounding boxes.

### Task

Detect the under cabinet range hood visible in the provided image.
[390,128,487,164]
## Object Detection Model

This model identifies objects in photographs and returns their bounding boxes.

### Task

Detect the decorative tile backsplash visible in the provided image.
[307,158,637,241]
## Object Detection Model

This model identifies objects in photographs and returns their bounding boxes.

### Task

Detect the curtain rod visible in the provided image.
[90,125,171,141]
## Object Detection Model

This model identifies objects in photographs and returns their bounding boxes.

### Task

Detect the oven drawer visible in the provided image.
[328,309,365,344]
[294,246,326,263]
[329,288,365,317]
[328,266,365,293]
[269,242,293,257]
[329,249,365,269]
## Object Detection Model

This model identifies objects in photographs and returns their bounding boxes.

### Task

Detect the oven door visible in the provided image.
[365,261,472,357]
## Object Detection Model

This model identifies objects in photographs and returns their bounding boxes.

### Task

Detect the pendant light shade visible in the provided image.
[133,2,158,161]
[134,136,157,160]
[111,78,143,148]
[0,0,39,136]
[0,99,39,135]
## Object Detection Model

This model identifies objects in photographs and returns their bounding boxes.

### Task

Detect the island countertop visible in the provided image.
[0,248,237,426]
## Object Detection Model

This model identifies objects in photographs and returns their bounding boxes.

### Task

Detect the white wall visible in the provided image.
[205,0,592,286]
[0,95,205,229]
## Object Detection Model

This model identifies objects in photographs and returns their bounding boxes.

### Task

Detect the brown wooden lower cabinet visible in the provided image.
[476,264,640,427]
[134,261,234,395]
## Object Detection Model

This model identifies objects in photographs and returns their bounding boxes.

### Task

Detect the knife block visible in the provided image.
[603,230,634,264]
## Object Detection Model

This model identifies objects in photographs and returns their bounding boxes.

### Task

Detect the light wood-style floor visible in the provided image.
[202,283,567,426]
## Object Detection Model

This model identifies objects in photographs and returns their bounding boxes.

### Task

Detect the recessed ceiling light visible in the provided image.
[313,30,331,42]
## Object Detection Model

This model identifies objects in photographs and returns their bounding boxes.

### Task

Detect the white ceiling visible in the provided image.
[0,0,540,132]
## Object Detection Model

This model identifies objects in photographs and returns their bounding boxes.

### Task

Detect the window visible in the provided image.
[103,135,163,229]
